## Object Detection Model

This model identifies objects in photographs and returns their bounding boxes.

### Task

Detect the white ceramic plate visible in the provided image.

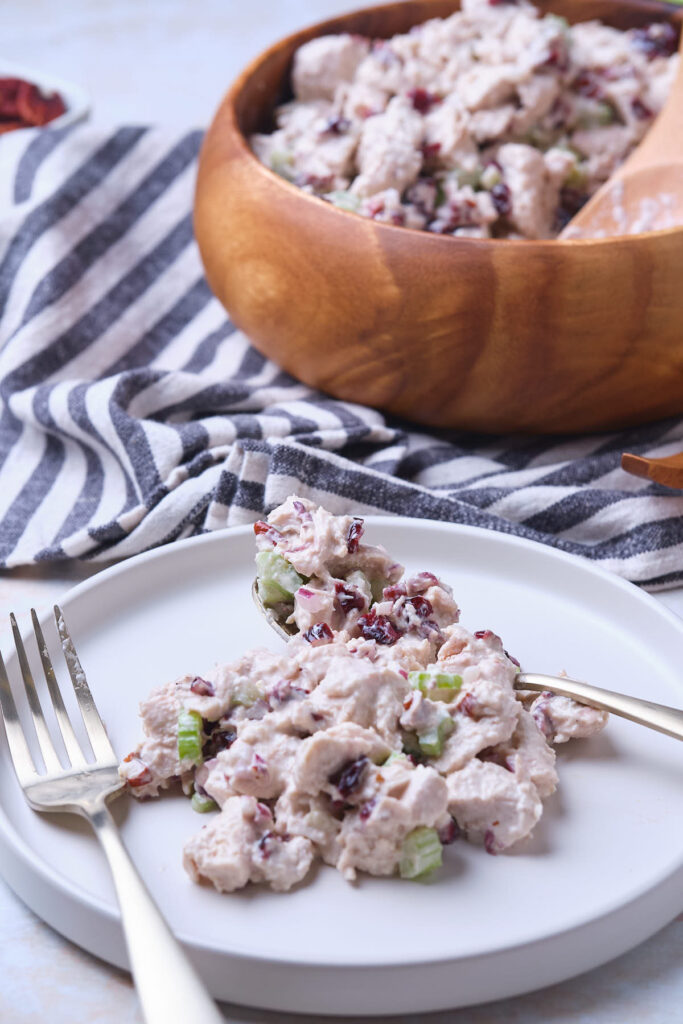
[0,60,90,129]
[0,520,683,1016]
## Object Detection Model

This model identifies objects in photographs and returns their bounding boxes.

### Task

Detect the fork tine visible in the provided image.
[0,647,37,785]
[32,609,86,768]
[54,606,116,763]
[10,613,62,774]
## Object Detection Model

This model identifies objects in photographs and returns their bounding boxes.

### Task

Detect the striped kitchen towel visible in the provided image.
[1,125,683,588]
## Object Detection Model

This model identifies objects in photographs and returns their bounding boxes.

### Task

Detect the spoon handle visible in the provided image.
[621,450,683,489]
[516,672,683,741]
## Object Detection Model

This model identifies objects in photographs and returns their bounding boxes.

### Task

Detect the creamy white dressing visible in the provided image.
[249,0,678,239]
[120,496,608,892]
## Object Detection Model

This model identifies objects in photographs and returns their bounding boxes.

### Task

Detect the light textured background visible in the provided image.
[2,1,683,1020]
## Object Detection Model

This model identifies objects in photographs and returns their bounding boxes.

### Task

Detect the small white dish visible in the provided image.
[0,519,682,1016]
[0,60,90,129]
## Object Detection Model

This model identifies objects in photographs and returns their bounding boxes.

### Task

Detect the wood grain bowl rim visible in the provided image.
[210,0,683,250]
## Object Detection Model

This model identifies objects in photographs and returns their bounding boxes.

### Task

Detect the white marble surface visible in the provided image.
[3,0,683,1020]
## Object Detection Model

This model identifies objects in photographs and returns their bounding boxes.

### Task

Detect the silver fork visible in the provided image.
[0,605,224,1024]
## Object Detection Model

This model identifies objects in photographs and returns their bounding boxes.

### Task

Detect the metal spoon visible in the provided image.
[252,581,683,742]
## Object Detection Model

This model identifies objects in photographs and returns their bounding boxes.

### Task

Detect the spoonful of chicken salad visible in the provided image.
[253,499,683,746]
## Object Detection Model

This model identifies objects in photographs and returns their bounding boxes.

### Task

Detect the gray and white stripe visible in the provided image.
[1,126,683,588]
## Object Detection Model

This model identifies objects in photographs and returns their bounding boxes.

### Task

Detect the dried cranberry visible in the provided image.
[491,182,512,217]
[407,87,441,114]
[347,517,364,553]
[322,115,351,135]
[573,69,604,99]
[123,756,152,788]
[419,620,443,642]
[438,818,462,845]
[555,186,589,230]
[303,622,334,645]
[405,572,438,594]
[544,40,569,72]
[296,171,334,191]
[421,141,441,161]
[190,676,215,697]
[632,22,677,60]
[474,629,492,640]
[357,609,402,645]
[268,679,307,708]
[458,692,478,718]
[533,702,556,741]
[384,582,407,601]
[257,831,275,858]
[477,747,514,771]
[334,581,366,614]
[390,211,406,227]
[360,797,376,821]
[253,520,281,544]
[504,650,520,667]
[202,726,236,758]
[292,500,312,521]
[484,829,497,855]
[5,79,66,127]
[330,756,368,798]
[405,595,433,618]
[631,97,653,120]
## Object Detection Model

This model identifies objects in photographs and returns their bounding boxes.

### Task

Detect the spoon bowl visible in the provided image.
[562,25,683,238]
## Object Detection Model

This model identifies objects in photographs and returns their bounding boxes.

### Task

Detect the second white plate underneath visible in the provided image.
[0,519,682,1015]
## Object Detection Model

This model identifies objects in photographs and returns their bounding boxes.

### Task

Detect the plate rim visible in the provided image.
[0,519,683,973]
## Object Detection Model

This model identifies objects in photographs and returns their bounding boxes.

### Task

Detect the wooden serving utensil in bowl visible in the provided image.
[561,23,683,238]
[195,0,683,435]
[622,450,683,488]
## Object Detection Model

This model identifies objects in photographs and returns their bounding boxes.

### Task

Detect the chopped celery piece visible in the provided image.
[255,550,305,606]
[270,150,294,180]
[401,730,423,758]
[383,750,409,767]
[409,670,463,703]
[564,163,587,190]
[594,101,616,126]
[399,826,443,879]
[231,679,264,708]
[418,713,454,757]
[191,791,217,813]
[327,190,361,213]
[178,709,203,765]
[544,13,570,32]
[370,576,387,604]
[578,101,616,130]
[434,180,446,208]
[480,164,502,190]
[524,126,555,150]
[455,165,482,188]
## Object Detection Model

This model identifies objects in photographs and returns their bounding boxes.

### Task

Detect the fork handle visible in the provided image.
[88,802,224,1024]
[516,672,683,741]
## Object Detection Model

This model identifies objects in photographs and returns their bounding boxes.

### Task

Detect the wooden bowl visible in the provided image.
[195,0,683,434]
